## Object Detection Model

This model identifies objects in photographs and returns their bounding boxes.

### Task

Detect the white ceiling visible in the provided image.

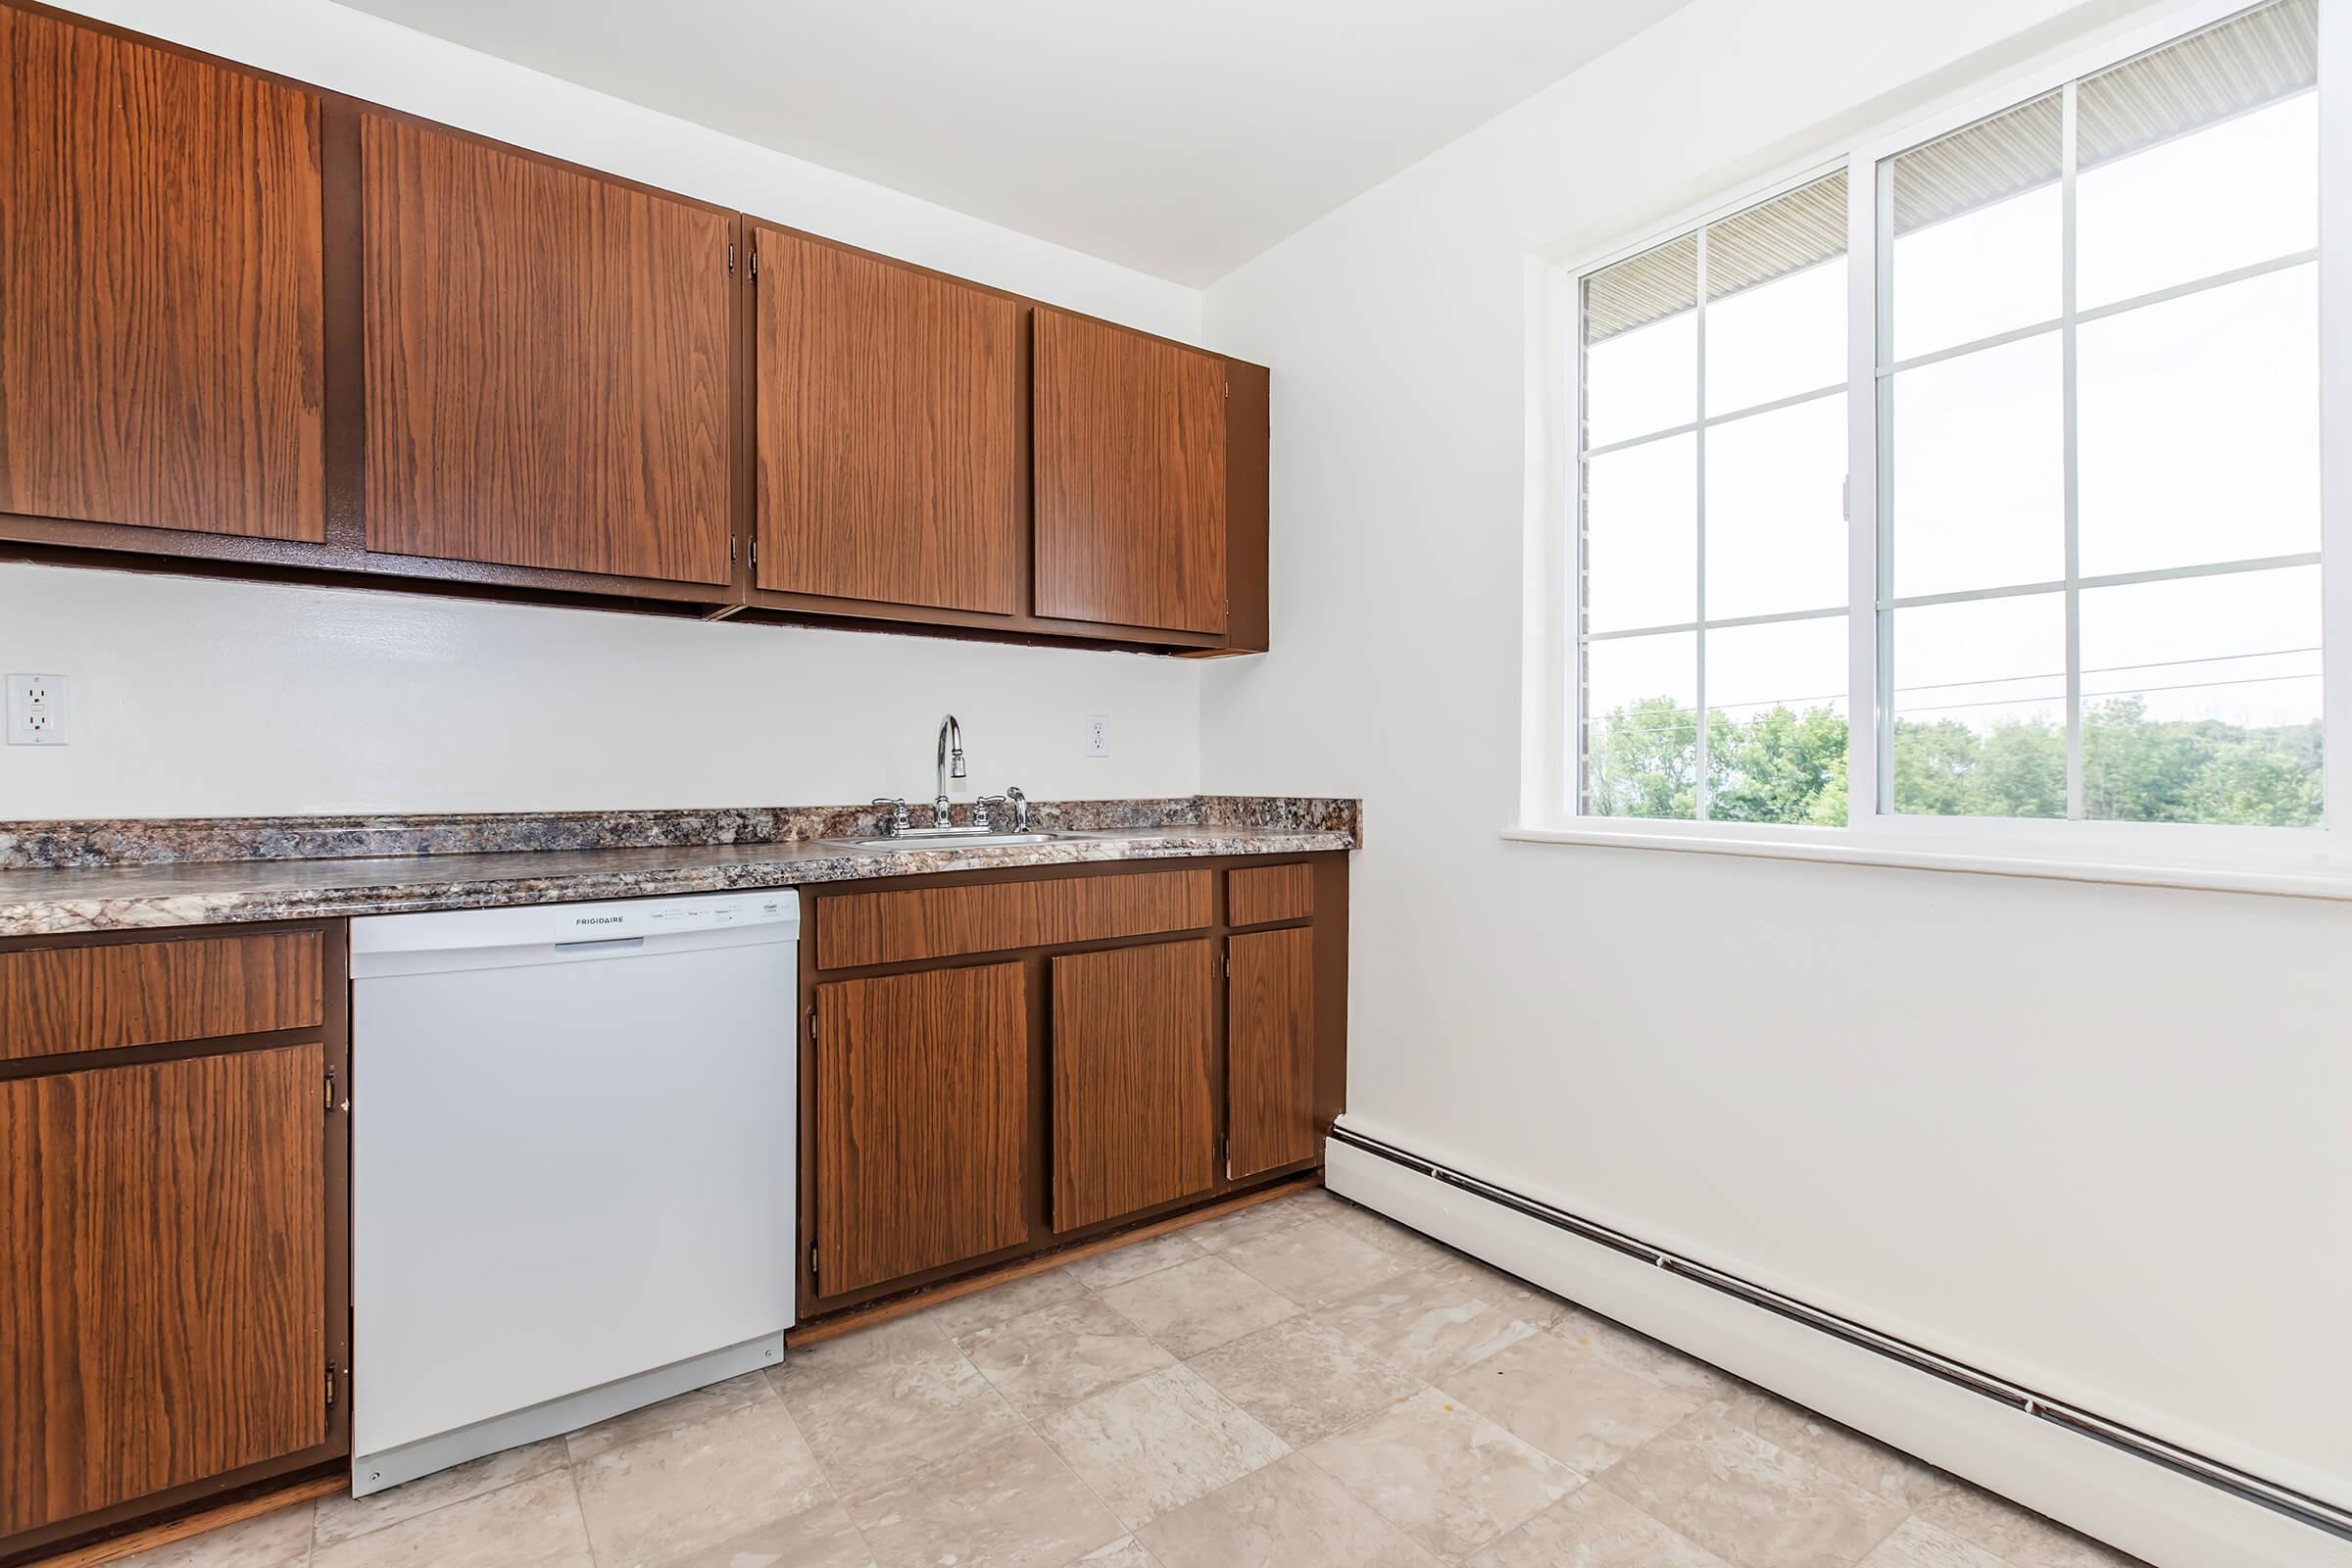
[331,0,1692,285]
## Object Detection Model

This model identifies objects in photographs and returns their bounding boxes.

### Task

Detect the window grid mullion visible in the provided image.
[1873,153,1897,817]
[2061,79,2086,822]
[2322,0,2351,835]
[1693,227,1711,821]
[1575,276,1593,819]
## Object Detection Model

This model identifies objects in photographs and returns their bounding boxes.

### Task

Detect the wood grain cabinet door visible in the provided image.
[755,229,1023,612]
[1225,928,1316,1181]
[0,1045,326,1537]
[0,10,324,540]
[361,117,733,584]
[814,964,1028,1295]
[1050,939,1215,1232]
[1032,309,1228,634]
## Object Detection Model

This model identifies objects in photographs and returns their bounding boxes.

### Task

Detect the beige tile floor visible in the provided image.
[122,1189,2152,1568]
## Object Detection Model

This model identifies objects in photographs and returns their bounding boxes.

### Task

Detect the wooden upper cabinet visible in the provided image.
[1,1046,326,1536]
[361,117,733,584]
[1032,309,1229,634]
[0,10,323,540]
[755,229,1023,613]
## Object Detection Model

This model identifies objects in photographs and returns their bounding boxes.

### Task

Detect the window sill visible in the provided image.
[1500,824,2352,902]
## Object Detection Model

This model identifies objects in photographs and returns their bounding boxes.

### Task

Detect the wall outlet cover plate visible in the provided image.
[8,672,68,746]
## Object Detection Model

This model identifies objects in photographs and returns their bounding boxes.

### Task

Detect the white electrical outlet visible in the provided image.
[7,673,69,746]
[1084,714,1110,759]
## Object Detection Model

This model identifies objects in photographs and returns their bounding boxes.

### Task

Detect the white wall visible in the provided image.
[0,565,1197,816]
[1199,0,2352,1549]
[0,0,1203,819]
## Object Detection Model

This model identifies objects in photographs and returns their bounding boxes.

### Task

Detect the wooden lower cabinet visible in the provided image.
[1051,940,1216,1232]
[813,963,1029,1295]
[0,1045,327,1540]
[1226,926,1317,1181]
[0,921,348,1561]
[800,856,1347,1319]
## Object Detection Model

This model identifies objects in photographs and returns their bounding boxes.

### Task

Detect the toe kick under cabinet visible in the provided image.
[798,855,1347,1316]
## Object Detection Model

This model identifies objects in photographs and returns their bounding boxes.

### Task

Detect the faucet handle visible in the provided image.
[870,797,911,835]
[975,794,1007,832]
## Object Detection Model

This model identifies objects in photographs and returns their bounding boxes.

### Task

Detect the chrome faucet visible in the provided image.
[974,785,1028,834]
[934,714,967,826]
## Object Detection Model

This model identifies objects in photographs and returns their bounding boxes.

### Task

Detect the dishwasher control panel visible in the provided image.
[555,896,797,941]
[353,889,801,959]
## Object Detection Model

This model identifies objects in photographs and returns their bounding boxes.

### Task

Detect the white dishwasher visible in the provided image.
[349,890,797,1494]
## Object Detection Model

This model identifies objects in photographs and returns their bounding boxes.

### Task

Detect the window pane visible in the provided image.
[1585,632,1697,819]
[1705,172,1847,415]
[1706,393,1846,620]
[1888,333,2064,598]
[2081,567,2322,825]
[1585,432,1694,633]
[1585,234,1695,447]
[1890,595,2067,817]
[2079,264,2318,576]
[1705,616,1850,825]
[1888,95,2062,360]
[2078,0,2317,309]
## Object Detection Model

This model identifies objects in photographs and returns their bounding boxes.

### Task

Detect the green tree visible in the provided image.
[1708,705,1848,825]
[1586,696,1697,819]
[1586,696,2321,828]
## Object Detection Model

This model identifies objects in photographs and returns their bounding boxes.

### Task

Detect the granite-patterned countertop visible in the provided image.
[0,798,1356,937]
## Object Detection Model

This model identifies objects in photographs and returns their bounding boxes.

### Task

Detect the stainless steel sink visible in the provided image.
[824,830,1073,852]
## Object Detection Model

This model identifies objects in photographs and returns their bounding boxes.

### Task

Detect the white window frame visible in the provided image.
[1517,0,2352,897]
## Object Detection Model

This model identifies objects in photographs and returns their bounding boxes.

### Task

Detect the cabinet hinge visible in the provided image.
[808,1240,817,1287]
[750,249,760,281]
[727,241,737,276]
[730,535,738,568]
[750,536,759,569]
[325,1362,338,1408]
[324,1065,339,1113]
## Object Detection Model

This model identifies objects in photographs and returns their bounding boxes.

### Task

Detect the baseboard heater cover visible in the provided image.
[1326,1121,2352,1548]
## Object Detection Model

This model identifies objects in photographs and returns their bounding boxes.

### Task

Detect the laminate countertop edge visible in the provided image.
[0,827,1356,938]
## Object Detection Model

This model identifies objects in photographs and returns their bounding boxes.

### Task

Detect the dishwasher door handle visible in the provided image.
[553,936,647,955]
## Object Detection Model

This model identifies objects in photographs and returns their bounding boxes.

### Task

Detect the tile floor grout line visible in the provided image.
[984,1257,1314,1561]
[991,1274,1169,1568]
[770,1395,889,1568]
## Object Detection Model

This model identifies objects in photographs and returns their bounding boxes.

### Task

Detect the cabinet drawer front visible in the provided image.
[1,1044,326,1535]
[0,933,323,1064]
[815,869,1211,968]
[1226,863,1313,927]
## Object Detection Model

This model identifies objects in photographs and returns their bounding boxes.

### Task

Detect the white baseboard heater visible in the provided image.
[1326,1122,2352,1567]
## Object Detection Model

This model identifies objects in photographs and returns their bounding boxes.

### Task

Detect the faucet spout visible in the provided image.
[934,714,966,823]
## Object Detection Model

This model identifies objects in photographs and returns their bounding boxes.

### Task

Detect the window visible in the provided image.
[1548,0,2336,858]
[1881,0,2323,828]
[1577,172,1851,823]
